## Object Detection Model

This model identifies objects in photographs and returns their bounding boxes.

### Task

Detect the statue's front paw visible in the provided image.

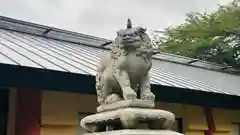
[123,87,137,100]
[141,91,155,101]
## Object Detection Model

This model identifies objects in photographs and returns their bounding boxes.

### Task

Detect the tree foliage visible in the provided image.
[157,0,240,68]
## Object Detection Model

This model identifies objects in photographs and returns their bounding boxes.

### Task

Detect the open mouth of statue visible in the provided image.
[122,39,140,44]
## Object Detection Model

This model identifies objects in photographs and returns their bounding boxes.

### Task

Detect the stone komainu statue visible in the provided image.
[96,19,155,105]
[80,20,178,134]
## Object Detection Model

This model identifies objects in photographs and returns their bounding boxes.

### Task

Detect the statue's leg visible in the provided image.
[101,78,113,104]
[114,69,137,100]
[140,73,155,101]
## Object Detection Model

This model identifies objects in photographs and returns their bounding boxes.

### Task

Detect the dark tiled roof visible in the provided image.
[0,16,239,96]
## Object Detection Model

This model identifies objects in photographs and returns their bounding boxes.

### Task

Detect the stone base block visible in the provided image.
[83,129,184,135]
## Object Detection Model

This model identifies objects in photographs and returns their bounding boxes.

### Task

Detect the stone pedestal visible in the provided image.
[84,129,184,135]
[80,100,185,135]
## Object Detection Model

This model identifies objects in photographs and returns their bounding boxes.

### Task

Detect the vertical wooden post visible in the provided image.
[204,108,214,135]
[15,89,41,135]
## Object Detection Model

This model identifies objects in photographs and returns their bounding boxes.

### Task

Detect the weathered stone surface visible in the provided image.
[80,108,175,132]
[95,19,155,105]
[79,19,181,135]
[97,99,155,112]
[83,129,184,135]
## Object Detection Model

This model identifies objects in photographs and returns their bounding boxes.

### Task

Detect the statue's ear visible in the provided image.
[140,27,147,32]
[137,27,147,33]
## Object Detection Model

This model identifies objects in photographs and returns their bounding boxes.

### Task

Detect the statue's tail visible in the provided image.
[95,71,104,105]
[95,69,101,90]
[95,54,111,105]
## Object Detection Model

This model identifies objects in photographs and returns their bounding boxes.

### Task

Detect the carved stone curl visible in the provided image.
[97,99,154,112]
[80,108,175,133]
[83,130,184,135]
[95,19,155,105]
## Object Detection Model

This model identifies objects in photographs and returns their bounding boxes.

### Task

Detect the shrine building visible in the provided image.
[0,16,240,135]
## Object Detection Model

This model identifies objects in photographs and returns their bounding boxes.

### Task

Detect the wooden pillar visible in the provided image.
[204,108,231,135]
[15,89,41,135]
[204,108,214,135]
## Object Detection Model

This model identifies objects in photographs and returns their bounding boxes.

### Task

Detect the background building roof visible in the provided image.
[0,16,239,96]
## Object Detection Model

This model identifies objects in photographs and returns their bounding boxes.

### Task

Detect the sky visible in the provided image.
[0,0,233,39]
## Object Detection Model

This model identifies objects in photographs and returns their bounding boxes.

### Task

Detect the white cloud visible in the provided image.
[0,0,233,39]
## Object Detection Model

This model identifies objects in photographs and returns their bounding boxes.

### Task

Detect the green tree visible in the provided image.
[156,0,240,68]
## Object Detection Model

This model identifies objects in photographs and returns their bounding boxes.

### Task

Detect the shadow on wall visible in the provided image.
[0,88,9,135]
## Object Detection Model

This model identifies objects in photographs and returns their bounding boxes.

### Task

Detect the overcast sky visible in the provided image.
[0,0,232,39]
